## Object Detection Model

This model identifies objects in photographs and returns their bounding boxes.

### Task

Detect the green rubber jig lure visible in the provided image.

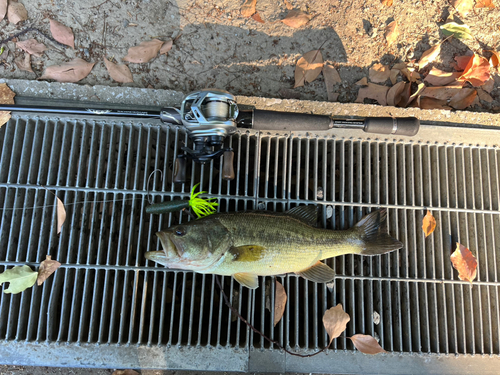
[146,183,218,218]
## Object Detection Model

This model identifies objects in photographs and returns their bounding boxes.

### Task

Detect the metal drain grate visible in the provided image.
[0,111,499,373]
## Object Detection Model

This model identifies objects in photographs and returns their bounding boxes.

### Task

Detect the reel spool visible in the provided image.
[173,89,238,183]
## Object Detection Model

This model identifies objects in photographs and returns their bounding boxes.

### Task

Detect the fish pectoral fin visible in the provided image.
[233,272,259,289]
[229,245,265,262]
[296,261,335,284]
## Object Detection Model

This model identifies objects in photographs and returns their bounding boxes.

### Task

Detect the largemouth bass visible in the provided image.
[145,206,403,289]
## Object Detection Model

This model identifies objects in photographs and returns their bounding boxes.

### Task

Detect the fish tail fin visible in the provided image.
[355,209,403,255]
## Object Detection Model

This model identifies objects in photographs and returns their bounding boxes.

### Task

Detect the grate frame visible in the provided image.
[0,111,499,373]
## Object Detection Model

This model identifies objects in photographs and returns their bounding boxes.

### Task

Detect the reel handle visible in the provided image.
[222,150,235,181]
[173,157,187,184]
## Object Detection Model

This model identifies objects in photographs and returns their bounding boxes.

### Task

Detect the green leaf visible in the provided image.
[440,22,473,40]
[0,266,38,294]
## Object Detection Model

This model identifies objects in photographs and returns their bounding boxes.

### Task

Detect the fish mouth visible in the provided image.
[145,232,182,267]
[156,231,183,258]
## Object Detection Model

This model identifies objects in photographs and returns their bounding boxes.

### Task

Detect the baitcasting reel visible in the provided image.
[172,89,238,183]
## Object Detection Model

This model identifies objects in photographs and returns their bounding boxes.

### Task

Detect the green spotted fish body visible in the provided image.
[145,206,403,289]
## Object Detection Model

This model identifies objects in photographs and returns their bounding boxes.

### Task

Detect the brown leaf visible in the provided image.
[350,334,386,354]
[369,63,391,83]
[488,50,499,67]
[389,69,399,85]
[281,10,311,28]
[284,0,293,10]
[406,82,426,106]
[294,49,324,88]
[0,83,16,104]
[420,86,462,100]
[112,371,140,375]
[418,44,442,69]
[159,39,173,55]
[15,54,33,73]
[355,82,389,106]
[16,39,47,57]
[41,58,95,83]
[400,67,421,82]
[56,196,66,234]
[482,78,495,93]
[396,82,412,107]
[356,77,368,86]
[0,0,7,21]
[459,54,490,87]
[0,83,14,129]
[424,67,462,86]
[475,0,495,8]
[123,39,164,63]
[477,88,494,102]
[7,2,28,24]
[455,55,473,71]
[418,97,452,110]
[323,304,350,345]
[381,0,393,5]
[240,0,256,17]
[392,62,407,70]
[450,243,477,283]
[104,58,133,83]
[422,210,436,237]
[49,19,75,49]
[251,12,265,23]
[274,280,287,326]
[278,87,301,99]
[449,88,477,109]
[323,64,341,101]
[449,0,474,16]
[387,81,406,106]
[37,255,61,286]
[385,21,399,46]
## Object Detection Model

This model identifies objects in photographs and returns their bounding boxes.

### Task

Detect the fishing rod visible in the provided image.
[0,89,420,183]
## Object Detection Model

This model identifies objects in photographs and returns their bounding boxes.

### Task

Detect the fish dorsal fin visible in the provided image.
[233,272,259,289]
[285,205,318,227]
[296,261,335,284]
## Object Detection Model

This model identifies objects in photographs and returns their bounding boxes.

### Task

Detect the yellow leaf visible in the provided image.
[385,21,399,46]
[422,210,436,237]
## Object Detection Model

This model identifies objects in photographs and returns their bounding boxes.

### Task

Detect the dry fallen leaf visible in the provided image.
[56,196,66,234]
[482,78,495,93]
[294,49,324,88]
[406,82,425,107]
[252,12,265,23]
[396,82,412,107]
[0,83,15,128]
[112,371,140,375]
[274,280,287,326]
[369,63,391,83]
[356,77,368,86]
[281,10,311,28]
[477,88,494,102]
[104,58,134,83]
[387,81,406,107]
[50,19,75,49]
[323,64,341,101]
[323,304,350,345]
[488,50,499,68]
[16,39,47,57]
[350,334,386,354]
[449,0,474,16]
[7,2,28,24]
[455,55,473,71]
[400,67,421,83]
[355,82,389,106]
[459,54,490,87]
[0,0,7,21]
[284,0,293,10]
[240,0,256,17]
[449,88,477,109]
[418,97,452,110]
[381,0,393,5]
[422,210,436,237]
[123,39,164,63]
[420,86,462,100]
[418,44,442,69]
[475,0,495,8]
[41,59,95,83]
[278,87,301,99]
[424,67,462,86]
[15,54,33,73]
[385,21,399,46]
[389,69,399,85]
[159,39,173,55]
[451,243,477,283]
[37,255,62,286]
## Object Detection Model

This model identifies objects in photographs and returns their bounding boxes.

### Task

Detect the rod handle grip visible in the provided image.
[364,117,420,136]
[173,157,187,184]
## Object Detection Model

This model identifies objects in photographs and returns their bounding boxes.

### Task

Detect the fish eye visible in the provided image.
[174,226,186,236]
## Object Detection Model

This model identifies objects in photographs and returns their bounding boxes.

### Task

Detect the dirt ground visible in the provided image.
[0,0,499,110]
